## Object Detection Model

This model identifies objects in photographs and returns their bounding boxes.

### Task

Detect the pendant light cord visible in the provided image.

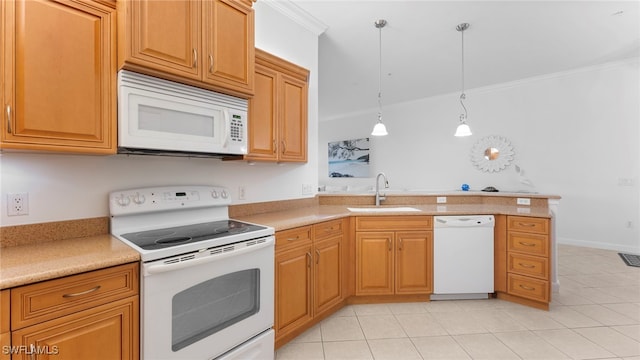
[378,22,383,121]
[458,23,468,122]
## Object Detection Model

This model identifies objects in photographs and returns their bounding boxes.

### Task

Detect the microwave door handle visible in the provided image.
[222,110,230,149]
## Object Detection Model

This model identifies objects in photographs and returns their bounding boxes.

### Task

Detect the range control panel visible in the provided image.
[109,185,230,216]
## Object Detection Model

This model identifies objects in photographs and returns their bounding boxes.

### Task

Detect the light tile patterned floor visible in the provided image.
[276,245,640,360]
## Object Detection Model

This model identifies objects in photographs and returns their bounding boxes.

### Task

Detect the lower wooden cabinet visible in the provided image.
[275,243,313,338]
[1,290,9,360]
[11,297,138,360]
[500,215,552,309]
[274,219,346,347]
[313,235,343,315]
[355,216,433,296]
[7,263,139,359]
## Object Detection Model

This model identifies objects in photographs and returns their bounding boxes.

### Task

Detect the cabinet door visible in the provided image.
[0,290,8,360]
[11,296,138,360]
[278,73,308,162]
[126,0,201,79]
[275,245,312,339]
[246,63,278,161]
[2,0,116,153]
[314,236,343,317]
[395,231,432,294]
[204,0,254,94]
[356,232,394,295]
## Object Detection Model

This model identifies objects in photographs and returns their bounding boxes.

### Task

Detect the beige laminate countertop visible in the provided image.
[235,204,552,231]
[0,196,553,289]
[0,234,140,289]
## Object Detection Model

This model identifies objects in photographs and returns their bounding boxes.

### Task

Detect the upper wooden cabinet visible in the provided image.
[118,0,255,98]
[2,0,117,154]
[246,49,309,162]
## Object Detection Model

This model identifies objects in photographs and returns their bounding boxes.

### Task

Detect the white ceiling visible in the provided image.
[287,0,640,121]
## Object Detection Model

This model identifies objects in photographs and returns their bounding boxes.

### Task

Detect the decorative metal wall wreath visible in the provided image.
[470,135,515,172]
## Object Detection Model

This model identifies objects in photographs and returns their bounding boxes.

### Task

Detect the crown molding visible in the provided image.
[259,0,328,36]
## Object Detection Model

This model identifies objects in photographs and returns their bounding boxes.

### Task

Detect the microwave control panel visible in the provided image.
[230,113,245,143]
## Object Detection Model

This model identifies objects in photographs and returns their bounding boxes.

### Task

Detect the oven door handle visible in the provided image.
[143,236,274,276]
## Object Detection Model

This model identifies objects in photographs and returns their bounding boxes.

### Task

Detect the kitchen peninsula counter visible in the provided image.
[232,192,560,231]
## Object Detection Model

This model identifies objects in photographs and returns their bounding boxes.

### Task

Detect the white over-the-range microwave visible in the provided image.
[117,70,248,158]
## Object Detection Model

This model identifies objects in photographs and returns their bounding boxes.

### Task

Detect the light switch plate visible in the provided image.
[516,198,531,206]
[436,196,447,204]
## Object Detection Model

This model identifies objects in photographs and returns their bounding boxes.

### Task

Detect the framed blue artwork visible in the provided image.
[328,138,370,178]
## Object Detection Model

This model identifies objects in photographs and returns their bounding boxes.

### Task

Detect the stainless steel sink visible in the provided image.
[347,207,421,213]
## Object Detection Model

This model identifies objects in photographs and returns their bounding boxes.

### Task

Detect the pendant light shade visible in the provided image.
[454,22,472,137]
[371,19,388,136]
[372,119,388,136]
[454,122,472,137]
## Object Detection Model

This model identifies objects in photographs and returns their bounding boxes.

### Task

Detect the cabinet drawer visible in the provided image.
[313,219,344,241]
[507,274,549,302]
[508,216,549,234]
[356,216,432,231]
[508,232,549,257]
[276,226,312,251]
[11,262,139,330]
[508,253,548,280]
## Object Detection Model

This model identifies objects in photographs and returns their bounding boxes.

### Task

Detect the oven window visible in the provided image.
[172,269,260,351]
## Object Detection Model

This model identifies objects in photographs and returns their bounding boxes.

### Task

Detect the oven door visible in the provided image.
[141,236,274,360]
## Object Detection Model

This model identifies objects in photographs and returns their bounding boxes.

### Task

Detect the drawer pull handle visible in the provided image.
[306,252,311,268]
[519,284,535,291]
[519,241,536,247]
[399,238,403,251]
[209,54,214,73]
[519,263,536,269]
[287,236,300,241]
[388,239,392,251]
[316,249,320,264]
[518,222,536,227]
[62,285,101,298]
[324,227,336,232]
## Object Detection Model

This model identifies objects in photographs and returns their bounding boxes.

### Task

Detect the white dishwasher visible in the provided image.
[432,215,495,300]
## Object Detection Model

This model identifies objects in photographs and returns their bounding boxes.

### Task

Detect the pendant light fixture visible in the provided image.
[371,19,388,136]
[454,22,472,137]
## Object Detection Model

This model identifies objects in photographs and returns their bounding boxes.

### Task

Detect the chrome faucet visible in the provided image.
[375,172,389,206]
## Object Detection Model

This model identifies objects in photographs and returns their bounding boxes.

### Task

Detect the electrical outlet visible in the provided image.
[302,184,314,195]
[517,198,531,206]
[8,193,29,216]
[238,186,246,200]
[436,197,447,204]
[618,178,634,186]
